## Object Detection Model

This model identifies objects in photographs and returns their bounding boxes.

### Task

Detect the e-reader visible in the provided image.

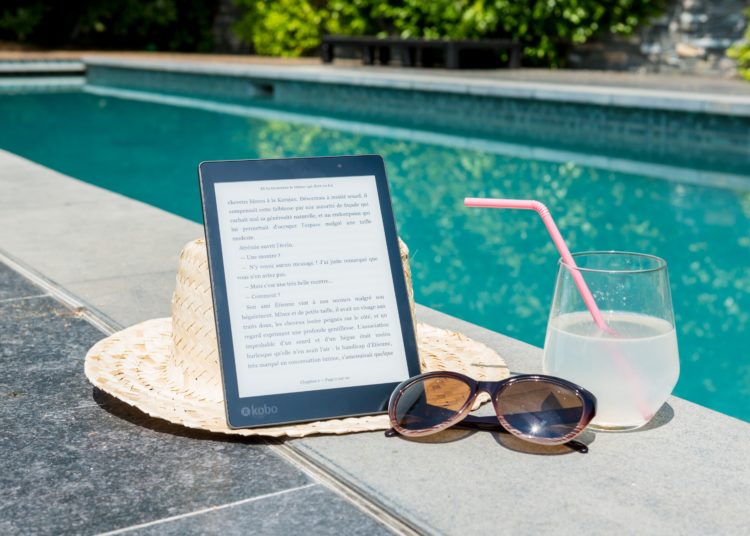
[199,155,421,428]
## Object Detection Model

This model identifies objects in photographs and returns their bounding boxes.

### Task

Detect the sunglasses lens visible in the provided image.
[497,380,584,442]
[394,376,472,433]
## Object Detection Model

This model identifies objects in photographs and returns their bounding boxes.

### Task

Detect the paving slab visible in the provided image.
[0,199,199,285]
[131,485,390,536]
[292,378,747,535]
[0,289,306,534]
[0,152,114,210]
[0,266,391,536]
[0,296,103,407]
[291,305,750,534]
[65,270,179,328]
[0,149,201,317]
[0,263,42,301]
[1,404,308,535]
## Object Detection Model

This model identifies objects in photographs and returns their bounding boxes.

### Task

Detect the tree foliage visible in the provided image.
[233,0,665,66]
[0,0,666,65]
[233,0,324,57]
[0,0,217,51]
[727,8,750,81]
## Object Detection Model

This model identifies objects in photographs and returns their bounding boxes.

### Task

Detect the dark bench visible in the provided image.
[320,35,522,69]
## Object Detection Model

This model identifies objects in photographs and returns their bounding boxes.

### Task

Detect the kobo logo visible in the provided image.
[241,404,279,418]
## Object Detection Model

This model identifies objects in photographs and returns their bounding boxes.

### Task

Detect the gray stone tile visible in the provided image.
[65,270,177,327]
[0,198,201,285]
[0,296,102,407]
[0,290,315,536]
[0,150,110,211]
[0,263,42,301]
[292,399,750,535]
[0,152,202,288]
[416,303,540,374]
[132,484,390,536]
[291,309,750,536]
[0,402,311,536]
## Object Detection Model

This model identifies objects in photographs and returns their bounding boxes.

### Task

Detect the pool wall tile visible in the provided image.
[87,66,271,103]
[83,65,749,172]
[272,80,750,167]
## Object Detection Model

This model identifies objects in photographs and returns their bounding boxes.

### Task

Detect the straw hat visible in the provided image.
[84,238,508,438]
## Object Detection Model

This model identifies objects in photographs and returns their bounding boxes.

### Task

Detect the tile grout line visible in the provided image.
[0,249,422,535]
[40,402,100,416]
[0,248,122,335]
[95,483,318,535]
[0,293,49,304]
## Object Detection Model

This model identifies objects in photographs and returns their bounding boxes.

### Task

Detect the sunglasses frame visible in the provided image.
[388,371,597,446]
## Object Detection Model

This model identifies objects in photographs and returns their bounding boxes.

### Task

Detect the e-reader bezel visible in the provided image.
[199,155,421,429]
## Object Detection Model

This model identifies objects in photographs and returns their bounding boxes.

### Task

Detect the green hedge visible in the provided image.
[727,8,750,80]
[0,0,217,51]
[1,0,666,66]
[233,0,324,57]
[233,0,665,66]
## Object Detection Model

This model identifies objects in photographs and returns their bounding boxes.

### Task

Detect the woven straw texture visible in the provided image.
[84,239,508,438]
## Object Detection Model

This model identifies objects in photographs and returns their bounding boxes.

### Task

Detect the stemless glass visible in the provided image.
[542,251,680,431]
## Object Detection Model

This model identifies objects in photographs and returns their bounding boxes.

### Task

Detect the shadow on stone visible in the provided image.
[392,428,476,444]
[391,425,593,455]
[493,429,596,456]
[92,387,267,445]
[598,402,675,434]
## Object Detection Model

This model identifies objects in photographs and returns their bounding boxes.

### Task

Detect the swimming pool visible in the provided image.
[2,86,749,422]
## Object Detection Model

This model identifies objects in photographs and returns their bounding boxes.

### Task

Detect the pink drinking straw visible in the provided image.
[464,198,612,333]
[464,197,655,421]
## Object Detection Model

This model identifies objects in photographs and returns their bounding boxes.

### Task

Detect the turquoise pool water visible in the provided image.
[2,89,749,422]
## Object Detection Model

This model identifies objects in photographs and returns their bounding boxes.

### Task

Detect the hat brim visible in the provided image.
[84,318,508,438]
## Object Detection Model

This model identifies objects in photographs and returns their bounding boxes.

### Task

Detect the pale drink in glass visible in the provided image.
[543,252,680,431]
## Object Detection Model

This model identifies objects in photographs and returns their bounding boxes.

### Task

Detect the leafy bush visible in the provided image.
[0,4,47,42]
[232,0,377,57]
[727,8,750,81]
[0,0,217,51]
[233,0,323,56]
[233,0,665,66]
[0,0,665,65]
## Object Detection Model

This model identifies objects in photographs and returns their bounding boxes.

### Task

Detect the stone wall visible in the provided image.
[569,0,749,77]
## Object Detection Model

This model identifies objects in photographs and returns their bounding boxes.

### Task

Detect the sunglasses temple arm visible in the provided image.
[566,440,589,454]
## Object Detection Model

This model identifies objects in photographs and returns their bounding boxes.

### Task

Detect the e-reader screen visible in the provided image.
[199,155,420,428]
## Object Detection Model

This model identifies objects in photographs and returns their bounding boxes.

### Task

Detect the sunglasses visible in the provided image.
[386,372,597,453]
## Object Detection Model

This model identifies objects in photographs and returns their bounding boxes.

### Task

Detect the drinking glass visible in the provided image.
[542,251,680,431]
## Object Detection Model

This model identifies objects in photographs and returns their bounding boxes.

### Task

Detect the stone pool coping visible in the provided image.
[82,55,750,117]
[0,60,84,74]
[4,49,750,97]
[2,149,750,533]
